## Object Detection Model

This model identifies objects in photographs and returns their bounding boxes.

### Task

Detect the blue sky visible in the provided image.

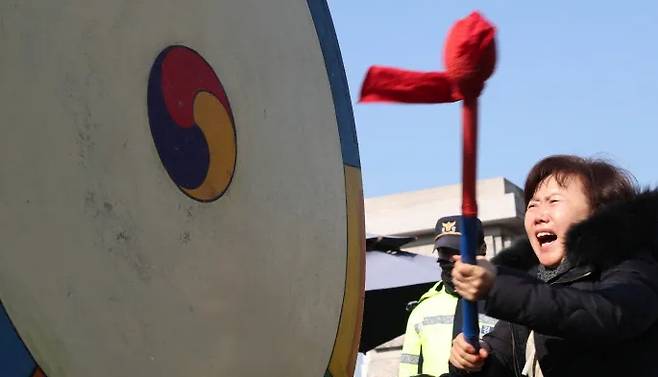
[327,1,658,197]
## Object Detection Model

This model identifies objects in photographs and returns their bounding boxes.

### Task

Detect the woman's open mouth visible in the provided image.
[537,231,557,247]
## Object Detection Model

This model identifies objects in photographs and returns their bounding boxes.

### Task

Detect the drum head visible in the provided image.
[0,1,364,376]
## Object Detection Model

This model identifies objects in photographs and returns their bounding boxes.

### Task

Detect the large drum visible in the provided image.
[0,1,364,376]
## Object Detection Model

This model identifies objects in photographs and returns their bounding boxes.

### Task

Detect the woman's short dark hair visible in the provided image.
[524,155,637,210]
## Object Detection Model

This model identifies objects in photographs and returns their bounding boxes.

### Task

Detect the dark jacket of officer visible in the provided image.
[458,190,658,377]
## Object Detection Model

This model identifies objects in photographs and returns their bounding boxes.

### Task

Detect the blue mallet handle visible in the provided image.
[460,215,480,350]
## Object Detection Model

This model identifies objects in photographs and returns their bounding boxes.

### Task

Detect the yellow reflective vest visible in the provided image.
[399,282,457,377]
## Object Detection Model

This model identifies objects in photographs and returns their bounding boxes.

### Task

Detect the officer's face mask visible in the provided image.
[438,258,456,294]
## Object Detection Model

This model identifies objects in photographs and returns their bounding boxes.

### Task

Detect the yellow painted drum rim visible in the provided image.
[306,2,365,376]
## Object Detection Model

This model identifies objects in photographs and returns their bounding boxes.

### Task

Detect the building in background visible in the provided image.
[358,177,526,377]
[366,177,525,258]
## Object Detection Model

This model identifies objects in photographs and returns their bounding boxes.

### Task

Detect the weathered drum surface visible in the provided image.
[0,1,364,376]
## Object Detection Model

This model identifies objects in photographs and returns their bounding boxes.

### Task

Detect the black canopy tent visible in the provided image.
[359,234,440,352]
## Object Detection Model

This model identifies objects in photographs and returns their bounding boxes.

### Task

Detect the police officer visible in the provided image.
[399,215,494,377]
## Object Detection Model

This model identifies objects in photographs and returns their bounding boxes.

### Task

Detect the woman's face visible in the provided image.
[524,174,592,267]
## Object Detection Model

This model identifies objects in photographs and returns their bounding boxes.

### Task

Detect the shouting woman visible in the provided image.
[449,155,658,377]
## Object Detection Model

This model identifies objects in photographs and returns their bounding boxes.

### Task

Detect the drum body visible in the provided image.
[0,1,364,376]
